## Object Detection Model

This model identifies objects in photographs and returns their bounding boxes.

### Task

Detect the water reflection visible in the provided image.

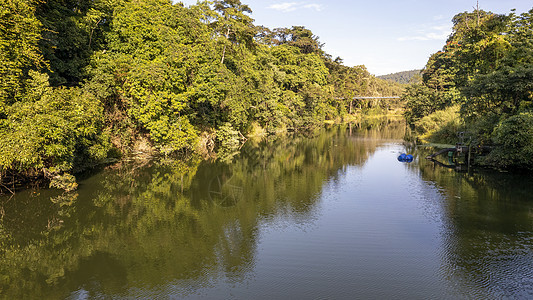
[414,153,533,298]
[0,121,404,299]
[1,119,532,298]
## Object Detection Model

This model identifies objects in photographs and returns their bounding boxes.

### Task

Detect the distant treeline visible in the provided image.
[0,0,403,190]
[379,70,421,84]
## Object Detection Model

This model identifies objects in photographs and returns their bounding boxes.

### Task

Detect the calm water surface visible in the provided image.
[1,121,533,299]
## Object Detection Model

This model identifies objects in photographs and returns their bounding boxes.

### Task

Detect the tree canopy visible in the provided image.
[403,7,533,169]
[0,0,403,190]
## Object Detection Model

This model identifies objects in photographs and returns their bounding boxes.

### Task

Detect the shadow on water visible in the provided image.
[0,119,403,299]
[0,118,532,298]
[408,147,533,298]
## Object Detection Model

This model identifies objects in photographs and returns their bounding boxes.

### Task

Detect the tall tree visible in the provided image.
[35,0,114,86]
[270,26,324,55]
[0,0,44,105]
[212,0,255,64]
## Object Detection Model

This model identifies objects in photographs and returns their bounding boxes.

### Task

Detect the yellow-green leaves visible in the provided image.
[0,0,44,103]
[0,72,108,171]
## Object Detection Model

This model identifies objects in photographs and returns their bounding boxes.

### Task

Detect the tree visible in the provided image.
[95,0,211,154]
[0,0,409,188]
[270,26,324,55]
[326,58,369,114]
[402,84,441,124]
[451,12,511,86]
[0,0,44,105]
[0,71,109,173]
[462,64,533,118]
[422,48,457,92]
[212,0,256,64]
[485,112,533,169]
[404,6,533,169]
[35,0,115,86]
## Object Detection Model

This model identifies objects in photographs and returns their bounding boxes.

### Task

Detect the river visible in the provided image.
[1,120,532,299]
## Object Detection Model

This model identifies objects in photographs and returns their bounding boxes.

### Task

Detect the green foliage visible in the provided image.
[402,84,441,124]
[212,0,256,53]
[49,173,78,192]
[268,26,325,55]
[35,0,115,86]
[451,13,512,86]
[0,72,110,172]
[404,7,533,170]
[270,45,328,90]
[422,49,457,92]
[215,122,241,161]
[94,0,206,154]
[462,64,533,118]
[326,58,404,116]
[0,0,44,104]
[413,105,462,144]
[484,112,533,169]
[0,0,405,188]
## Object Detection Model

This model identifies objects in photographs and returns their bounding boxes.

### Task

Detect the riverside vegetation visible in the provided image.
[402,7,533,170]
[0,0,404,192]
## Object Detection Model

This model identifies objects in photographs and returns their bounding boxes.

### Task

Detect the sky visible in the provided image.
[176,0,533,75]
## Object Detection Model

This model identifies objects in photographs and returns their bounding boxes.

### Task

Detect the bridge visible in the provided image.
[352,96,400,99]
[335,96,400,100]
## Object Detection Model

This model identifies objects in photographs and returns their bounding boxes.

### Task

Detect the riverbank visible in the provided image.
[0,115,405,195]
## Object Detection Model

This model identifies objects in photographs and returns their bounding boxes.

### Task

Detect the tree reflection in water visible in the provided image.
[413,149,533,298]
[3,119,530,299]
[0,120,405,299]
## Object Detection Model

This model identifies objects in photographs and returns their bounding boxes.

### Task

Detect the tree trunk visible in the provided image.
[221,27,230,64]
[221,44,227,64]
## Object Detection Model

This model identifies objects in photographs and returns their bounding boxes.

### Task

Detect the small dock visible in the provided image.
[425,143,472,172]
[425,145,469,160]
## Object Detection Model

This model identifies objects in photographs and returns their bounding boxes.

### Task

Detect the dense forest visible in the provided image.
[378,69,421,84]
[403,7,533,170]
[0,0,404,191]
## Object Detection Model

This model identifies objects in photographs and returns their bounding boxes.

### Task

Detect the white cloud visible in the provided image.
[397,24,451,42]
[268,2,323,13]
[268,2,299,12]
[431,25,450,31]
[303,4,323,11]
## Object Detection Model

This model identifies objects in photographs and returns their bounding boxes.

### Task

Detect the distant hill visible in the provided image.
[378,70,421,84]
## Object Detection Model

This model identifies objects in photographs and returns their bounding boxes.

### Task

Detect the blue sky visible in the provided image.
[177,0,533,75]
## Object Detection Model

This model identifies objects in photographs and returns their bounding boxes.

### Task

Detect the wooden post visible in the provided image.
[468,145,472,170]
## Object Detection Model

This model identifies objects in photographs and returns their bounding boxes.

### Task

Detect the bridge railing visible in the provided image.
[334,96,400,100]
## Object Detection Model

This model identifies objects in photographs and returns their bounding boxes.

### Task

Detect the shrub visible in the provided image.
[484,112,533,169]
[413,105,462,144]
[216,122,241,162]
[0,72,111,172]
